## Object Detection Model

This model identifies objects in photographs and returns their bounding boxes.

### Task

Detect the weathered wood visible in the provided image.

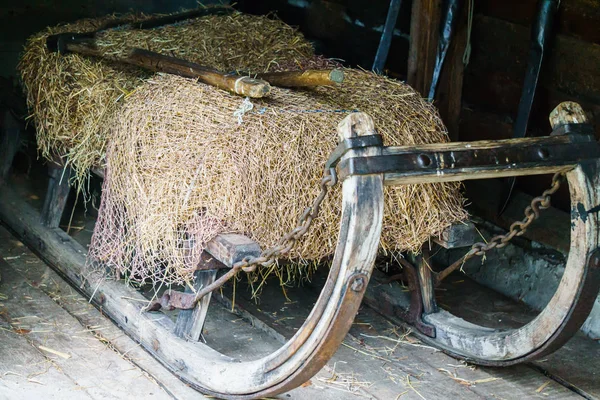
[463,15,600,110]
[407,0,443,96]
[422,159,600,364]
[417,248,437,314]
[359,104,600,365]
[0,227,203,400]
[10,222,581,400]
[226,270,580,400]
[205,233,261,268]
[363,269,595,398]
[434,221,478,249]
[0,110,21,183]
[376,135,595,185]
[257,69,344,87]
[549,101,589,128]
[434,0,468,141]
[0,258,172,399]
[40,162,72,228]
[175,269,217,340]
[476,0,600,45]
[64,43,271,98]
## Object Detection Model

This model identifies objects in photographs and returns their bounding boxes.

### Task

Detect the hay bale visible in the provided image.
[19,10,314,188]
[88,70,467,285]
[19,10,467,286]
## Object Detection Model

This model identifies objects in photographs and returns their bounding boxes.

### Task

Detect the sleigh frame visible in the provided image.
[0,102,598,399]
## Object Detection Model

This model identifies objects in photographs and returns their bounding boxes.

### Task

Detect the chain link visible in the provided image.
[192,167,564,301]
[436,172,565,283]
[193,172,336,303]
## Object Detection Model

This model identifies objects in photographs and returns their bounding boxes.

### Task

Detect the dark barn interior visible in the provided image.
[0,1,599,399]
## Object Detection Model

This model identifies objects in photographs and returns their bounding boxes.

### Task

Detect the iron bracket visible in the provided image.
[336,132,600,182]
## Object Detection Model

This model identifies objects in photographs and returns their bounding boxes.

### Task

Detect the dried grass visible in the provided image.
[19,10,467,286]
[19,10,314,189]
[88,70,466,285]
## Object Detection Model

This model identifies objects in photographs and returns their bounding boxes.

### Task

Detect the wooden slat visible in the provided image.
[174,269,217,341]
[418,248,437,314]
[0,226,210,399]
[434,0,468,141]
[376,135,591,185]
[434,221,478,249]
[0,110,21,183]
[407,0,443,96]
[204,233,261,268]
[0,258,172,399]
[40,163,71,228]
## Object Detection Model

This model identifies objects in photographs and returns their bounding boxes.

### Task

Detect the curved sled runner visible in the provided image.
[0,103,599,398]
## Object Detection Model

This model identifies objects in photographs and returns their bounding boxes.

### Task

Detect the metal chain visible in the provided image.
[193,173,336,303]
[192,167,564,299]
[436,172,565,283]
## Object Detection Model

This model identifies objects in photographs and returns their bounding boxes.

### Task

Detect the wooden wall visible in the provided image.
[237,0,412,75]
[459,0,600,208]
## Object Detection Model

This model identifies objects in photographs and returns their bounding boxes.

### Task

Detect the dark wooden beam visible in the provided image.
[476,0,600,45]
[0,111,21,184]
[434,0,468,141]
[407,0,443,96]
[40,162,72,228]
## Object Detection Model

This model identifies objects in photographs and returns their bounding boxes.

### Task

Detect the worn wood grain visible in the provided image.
[204,233,261,268]
[174,269,217,341]
[363,270,588,399]
[40,163,72,228]
[65,43,271,98]
[257,69,344,88]
[421,159,600,363]
[0,258,173,399]
[550,101,590,128]
[418,248,437,314]
[227,266,582,399]
[381,135,590,185]
[434,221,478,249]
[407,0,443,96]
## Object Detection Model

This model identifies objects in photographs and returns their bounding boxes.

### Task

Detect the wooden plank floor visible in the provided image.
[1,223,596,400]
[0,233,202,399]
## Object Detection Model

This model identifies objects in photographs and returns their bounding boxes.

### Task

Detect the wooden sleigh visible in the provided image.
[0,101,599,399]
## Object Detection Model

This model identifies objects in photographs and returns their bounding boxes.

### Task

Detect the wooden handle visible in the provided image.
[65,43,271,98]
[337,112,376,140]
[257,69,344,88]
[549,101,589,129]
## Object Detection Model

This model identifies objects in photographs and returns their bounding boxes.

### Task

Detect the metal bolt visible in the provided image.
[351,277,365,292]
[417,154,432,167]
[537,148,550,159]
